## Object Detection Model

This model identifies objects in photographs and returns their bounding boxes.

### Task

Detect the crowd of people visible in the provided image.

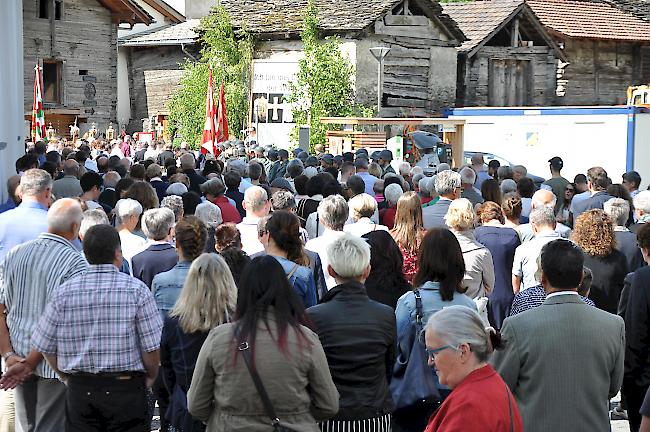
[0,134,650,432]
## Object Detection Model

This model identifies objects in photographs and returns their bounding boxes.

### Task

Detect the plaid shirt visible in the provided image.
[509,285,596,316]
[32,264,163,374]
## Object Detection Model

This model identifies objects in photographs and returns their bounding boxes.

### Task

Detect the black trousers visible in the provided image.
[65,374,149,432]
[622,378,649,432]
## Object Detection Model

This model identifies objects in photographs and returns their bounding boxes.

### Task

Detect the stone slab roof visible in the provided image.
[219,0,465,41]
[119,19,200,45]
[443,0,524,51]
[527,0,650,41]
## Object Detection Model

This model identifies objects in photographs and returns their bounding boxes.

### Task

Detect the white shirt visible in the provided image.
[85,200,102,210]
[343,218,389,237]
[305,229,346,290]
[237,216,264,256]
[512,231,563,291]
[119,230,147,275]
[546,291,580,299]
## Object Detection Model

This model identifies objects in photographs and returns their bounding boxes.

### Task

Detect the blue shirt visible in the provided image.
[273,256,317,308]
[474,170,493,191]
[395,281,477,338]
[152,261,192,319]
[0,199,16,214]
[356,171,379,196]
[0,201,48,264]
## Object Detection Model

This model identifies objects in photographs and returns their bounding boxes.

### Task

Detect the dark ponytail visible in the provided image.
[266,211,310,267]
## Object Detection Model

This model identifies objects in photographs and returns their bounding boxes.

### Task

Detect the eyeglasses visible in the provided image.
[425,345,457,361]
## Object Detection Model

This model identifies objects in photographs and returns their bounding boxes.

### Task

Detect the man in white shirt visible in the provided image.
[236,186,271,256]
[516,189,571,242]
[512,207,564,293]
[306,195,349,290]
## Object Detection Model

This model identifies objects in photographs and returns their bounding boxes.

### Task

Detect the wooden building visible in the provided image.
[116,0,186,134]
[118,19,199,135]
[220,0,466,116]
[528,0,650,105]
[23,0,152,137]
[444,0,566,107]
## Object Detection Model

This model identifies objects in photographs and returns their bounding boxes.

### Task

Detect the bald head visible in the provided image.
[471,153,485,166]
[47,198,83,239]
[63,159,80,177]
[531,189,557,210]
[180,153,195,170]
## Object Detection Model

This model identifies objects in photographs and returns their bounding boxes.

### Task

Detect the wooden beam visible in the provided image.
[511,18,520,47]
[386,97,427,108]
[375,19,440,40]
[384,14,429,26]
[319,117,466,126]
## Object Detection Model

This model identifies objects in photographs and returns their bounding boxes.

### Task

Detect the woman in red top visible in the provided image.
[390,192,426,283]
[201,178,242,224]
[424,306,523,432]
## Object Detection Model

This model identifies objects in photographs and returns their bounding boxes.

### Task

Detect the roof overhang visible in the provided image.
[119,38,196,47]
[140,0,185,23]
[98,0,153,26]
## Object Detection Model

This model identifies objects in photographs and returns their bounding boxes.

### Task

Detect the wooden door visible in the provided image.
[489,59,532,106]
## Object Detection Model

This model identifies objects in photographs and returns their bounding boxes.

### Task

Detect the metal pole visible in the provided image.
[377,59,382,114]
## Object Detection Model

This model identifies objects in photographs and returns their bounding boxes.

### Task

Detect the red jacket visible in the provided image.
[210,196,242,224]
[426,365,523,432]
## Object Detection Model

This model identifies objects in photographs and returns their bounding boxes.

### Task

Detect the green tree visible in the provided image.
[287,0,369,151]
[168,6,252,148]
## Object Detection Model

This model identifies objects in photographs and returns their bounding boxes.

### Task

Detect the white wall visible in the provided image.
[0,0,25,202]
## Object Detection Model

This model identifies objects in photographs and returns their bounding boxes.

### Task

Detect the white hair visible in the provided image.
[20,169,52,197]
[195,201,223,228]
[460,166,477,185]
[326,233,371,279]
[634,190,650,213]
[103,171,121,188]
[47,198,83,233]
[243,186,268,214]
[141,207,175,241]
[410,166,424,177]
[161,195,184,222]
[437,163,451,173]
[529,206,556,227]
[500,179,517,195]
[115,198,143,225]
[512,165,527,176]
[425,305,495,362]
[348,193,378,221]
[304,166,318,178]
[318,195,349,231]
[384,183,403,205]
[166,183,188,196]
[604,198,630,227]
[79,209,109,238]
[398,162,411,176]
[434,170,461,195]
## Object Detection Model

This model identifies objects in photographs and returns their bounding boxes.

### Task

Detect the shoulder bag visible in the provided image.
[238,342,300,432]
[390,289,440,410]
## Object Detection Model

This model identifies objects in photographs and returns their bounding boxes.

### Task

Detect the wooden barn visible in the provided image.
[220,0,467,116]
[528,0,650,105]
[23,0,152,136]
[444,0,566,107]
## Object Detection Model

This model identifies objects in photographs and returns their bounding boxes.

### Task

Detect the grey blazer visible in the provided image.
[492,293,625,432]
[422,199,451,230]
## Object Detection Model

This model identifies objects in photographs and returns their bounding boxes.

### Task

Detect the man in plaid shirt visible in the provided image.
[30,224,163,431]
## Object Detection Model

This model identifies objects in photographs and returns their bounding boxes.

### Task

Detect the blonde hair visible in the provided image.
[390,191,424,253]
[169,253,238,333]
[348,193,377,221]
[444,198,475,231]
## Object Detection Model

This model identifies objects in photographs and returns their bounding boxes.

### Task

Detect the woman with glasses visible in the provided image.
[423,306,523,432]
[393,229,477,432]
[556,183,576,224]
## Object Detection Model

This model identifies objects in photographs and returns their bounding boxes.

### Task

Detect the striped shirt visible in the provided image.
[509,285,596,316]
[32,264,163,374]
[0,233,88,379]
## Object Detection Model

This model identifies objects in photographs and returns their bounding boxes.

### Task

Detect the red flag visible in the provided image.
[216,81,229,154]
[31,65,46,144]
[200,66,217,155]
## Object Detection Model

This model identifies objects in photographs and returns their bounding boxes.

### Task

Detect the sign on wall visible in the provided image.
[251,60,299,149]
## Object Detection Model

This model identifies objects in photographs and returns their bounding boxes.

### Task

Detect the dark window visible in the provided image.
[78,69,88,76]
[55,0,63,20]
[43,60,63,105]
[38,0,49,19]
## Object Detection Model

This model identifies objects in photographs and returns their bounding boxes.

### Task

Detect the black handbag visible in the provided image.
[390,289,441,410]
[238,341,300,432]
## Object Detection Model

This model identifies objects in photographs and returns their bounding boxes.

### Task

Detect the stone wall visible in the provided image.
[23,0,117,131]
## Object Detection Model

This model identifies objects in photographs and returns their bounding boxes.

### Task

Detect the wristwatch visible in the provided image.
[1,351,16,361]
